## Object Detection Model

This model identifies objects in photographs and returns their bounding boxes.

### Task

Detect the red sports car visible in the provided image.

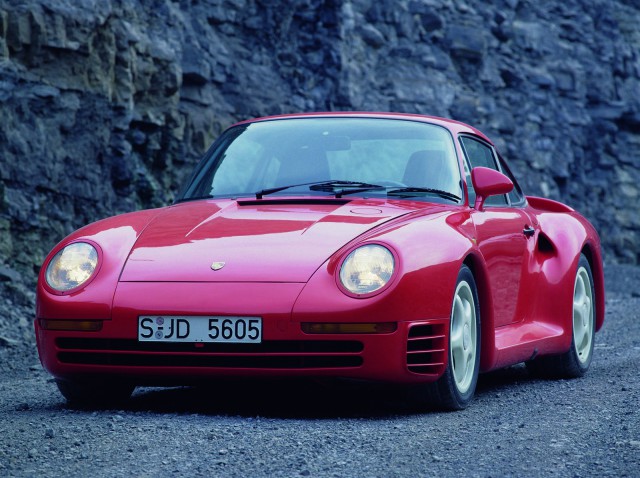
[35,113,604,410]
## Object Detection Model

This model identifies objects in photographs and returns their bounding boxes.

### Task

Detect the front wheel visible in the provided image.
[526,253,595,378]
[421,265,481,410]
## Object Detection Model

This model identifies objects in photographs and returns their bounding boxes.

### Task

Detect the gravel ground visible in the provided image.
[0,265,638,477]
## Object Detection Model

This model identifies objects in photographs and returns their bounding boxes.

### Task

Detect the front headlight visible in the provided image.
[45,242,99,292]
[339,244,395,295]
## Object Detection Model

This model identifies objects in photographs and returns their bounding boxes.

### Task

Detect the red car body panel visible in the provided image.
[119,199,415,283]
[35,112,605,389]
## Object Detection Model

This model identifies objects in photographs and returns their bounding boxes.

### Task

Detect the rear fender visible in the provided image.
[531,210,603,343]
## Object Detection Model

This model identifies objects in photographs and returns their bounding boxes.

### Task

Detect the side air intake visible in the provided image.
[406,322,447,375]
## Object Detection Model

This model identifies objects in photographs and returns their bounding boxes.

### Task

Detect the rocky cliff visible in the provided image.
[1,0,639,311]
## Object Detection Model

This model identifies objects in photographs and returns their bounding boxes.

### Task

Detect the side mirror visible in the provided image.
[471,167,513,211]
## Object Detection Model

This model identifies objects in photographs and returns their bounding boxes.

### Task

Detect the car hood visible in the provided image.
[119,198,419,282]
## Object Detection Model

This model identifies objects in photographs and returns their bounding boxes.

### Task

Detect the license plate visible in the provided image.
[138,316,262,343]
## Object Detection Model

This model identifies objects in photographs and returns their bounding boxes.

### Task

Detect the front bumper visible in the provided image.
[35,282,448,386]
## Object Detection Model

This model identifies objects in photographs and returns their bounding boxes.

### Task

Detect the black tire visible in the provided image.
[526,253,596,379]
[56,378,135,408]
[421,264,481,410]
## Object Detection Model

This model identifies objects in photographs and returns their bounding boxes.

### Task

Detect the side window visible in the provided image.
[459,136,508,207]
[498,154,525,205]
[461,158,475,205]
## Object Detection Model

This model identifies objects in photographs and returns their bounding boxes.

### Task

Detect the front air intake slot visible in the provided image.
[406,322,447,375]
[55,338,364,369]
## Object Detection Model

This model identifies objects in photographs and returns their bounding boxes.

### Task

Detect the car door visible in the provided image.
[460,135,536,327]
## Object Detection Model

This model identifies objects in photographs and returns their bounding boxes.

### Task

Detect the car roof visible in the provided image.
[230,112,494,145]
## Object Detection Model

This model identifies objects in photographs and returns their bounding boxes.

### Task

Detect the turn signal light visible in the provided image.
[301,322,397,334]
[39,319,103,332]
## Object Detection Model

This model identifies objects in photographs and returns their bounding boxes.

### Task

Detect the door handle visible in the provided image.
[523,225,535,237]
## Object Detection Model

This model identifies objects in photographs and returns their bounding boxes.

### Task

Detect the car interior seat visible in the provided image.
[276,145,331,187]
[403,149,457,193]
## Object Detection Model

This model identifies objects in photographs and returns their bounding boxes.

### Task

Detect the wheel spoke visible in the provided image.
[574,320,587,351]
[464,346,472,371]
[573,304,584,329]
[583,295,592,316]
[462,297,472,325]
[577,327,591,358]
[573,296,582,310]
[452,344,465,383]
[575,274,585,298]
[451,327,463,350]
[453,295,465,322]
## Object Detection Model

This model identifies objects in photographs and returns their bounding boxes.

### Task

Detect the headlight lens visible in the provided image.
[339,244,395,295]
[45,242,99,292]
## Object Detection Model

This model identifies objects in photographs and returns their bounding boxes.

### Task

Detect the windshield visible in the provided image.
[178,117,463,202]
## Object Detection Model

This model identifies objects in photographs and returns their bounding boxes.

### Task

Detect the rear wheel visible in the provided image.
[421,265,481,410]
[526,253,595,378]
[56,378,135,407]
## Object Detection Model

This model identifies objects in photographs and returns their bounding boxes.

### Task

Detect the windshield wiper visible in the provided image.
[255,180,383,199]
[309,180,385,198]
[332,185,386,198]
[386,187,461,202]
[256,180,331,199]
[255,182,459,202]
